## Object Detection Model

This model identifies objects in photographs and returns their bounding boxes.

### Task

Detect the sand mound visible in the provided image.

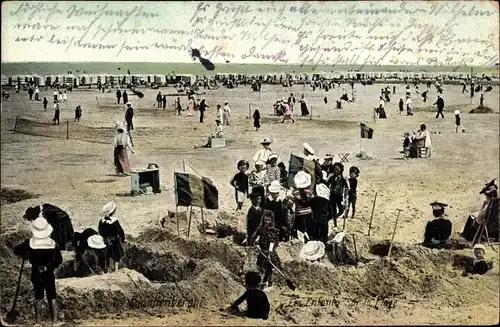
[354,151,373,160]
[1,188,39,206]
[469,105,494,114]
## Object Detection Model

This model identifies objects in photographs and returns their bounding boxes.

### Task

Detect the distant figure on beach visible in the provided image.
[53,100,60,125]
[122,90,128,104]
[43,97,48,110]
[74,105,82,122]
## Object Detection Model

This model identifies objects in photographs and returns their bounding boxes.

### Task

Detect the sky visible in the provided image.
[1,1,499,66]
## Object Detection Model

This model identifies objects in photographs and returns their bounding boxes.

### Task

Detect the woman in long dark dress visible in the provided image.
[23,204,74,251]
[300,94,309,116]
[250,210,281,288]
[253,109,261,131]
[98,201,126,273]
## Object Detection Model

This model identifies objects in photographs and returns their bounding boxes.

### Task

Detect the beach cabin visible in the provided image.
[34,75,45,87]
[146,75,155,84]
[45,75,56,86]
[176,74,196,85]
[131,75,143,84]
[22,75,33,85]
[79,74,90,86]
[97,74,106,85]
[55,75,64,84]
[9,75,21,86]
[1,75,8,86]
[154,75,166,85]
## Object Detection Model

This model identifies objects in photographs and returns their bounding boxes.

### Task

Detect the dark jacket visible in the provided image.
[311,197,333,223]
[14,239,63,279]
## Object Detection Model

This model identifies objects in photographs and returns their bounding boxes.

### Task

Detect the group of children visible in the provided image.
[229,143,360,287]
[14,201,126,325]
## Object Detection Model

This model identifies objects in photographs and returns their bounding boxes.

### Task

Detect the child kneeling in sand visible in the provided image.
[227,271,270,320]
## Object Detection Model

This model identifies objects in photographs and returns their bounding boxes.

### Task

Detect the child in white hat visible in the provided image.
[98,201,126,273]
[13,217,63,325]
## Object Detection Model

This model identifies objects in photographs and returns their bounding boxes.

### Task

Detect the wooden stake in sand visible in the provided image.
[13,116,18,134]
[66,121,69,139]
[174,173,180,236]
[187,206,193,238]
[387,209,403,258]
[201,207,206,238]
[367,192,378,236]
[310,106,313,120]
[96,96,99,107]
[248,103,251,119]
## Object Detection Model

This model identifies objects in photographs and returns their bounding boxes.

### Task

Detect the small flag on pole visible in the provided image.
[174,173,219,209]
[360,123,374,139]
[288,154,316,188]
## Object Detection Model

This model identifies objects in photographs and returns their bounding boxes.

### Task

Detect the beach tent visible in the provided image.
[1,75,8,86]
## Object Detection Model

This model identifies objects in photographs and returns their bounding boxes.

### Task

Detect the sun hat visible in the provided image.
[87,235,106,249]
[101,201,116,217]
[300,241,325,261]
[480,179,498,194]
[268,153,279,161]
[126,102,132,106]
[31,217,53,239]
[473,243,486,251]
[255,160,265,167]
[261,138,272,145]
[316,183,330,199]
[454,110,460,115]
[294,171,311,188]
[332,231,346,244]
[324,154,334,160]
[302,143,314,155]
[268,180,281,193]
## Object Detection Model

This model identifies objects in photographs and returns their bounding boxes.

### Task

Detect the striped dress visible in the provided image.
[292,188,313,236]
[266,166,281,185]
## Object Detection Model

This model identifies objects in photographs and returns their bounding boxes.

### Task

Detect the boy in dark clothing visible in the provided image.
[277,162,288,187]
[398,98,404,114]
[43,97,48,110]
[75,105,82,122]
[14,217,63,325]
[454,110,462,133]
[327,163,349,219]
[246,192,263,245]
[347,166,360,218]
[230,160,250,211]
[265,181,289,241]
[403,133,411,158]
[311,184,334,241]
[228,271,270,319]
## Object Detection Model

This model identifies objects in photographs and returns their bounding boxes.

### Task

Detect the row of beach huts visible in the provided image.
[1,71,497,87]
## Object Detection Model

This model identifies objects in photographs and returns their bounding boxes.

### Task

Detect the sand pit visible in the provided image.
[1,188,39,206]
[469,105,494,114]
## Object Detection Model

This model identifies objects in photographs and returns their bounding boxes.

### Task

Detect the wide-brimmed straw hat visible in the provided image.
[454,110,460,115]
[126,102,132,106]
[101,201,116,217]
[316,184,330,199]
[268,180,281,193]
[324,154,334,160]
[31,217,53,239]
[261,138,272,145]
[300,241,325,261]
[303,143,314,155]
[87,235,106,249]
[294,171,311,188]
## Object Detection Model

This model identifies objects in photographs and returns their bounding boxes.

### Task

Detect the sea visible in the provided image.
[1,62,497,76]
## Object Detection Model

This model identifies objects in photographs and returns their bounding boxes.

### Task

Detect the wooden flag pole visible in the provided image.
[183,160,186,172]
[367,192,378,236]
[387,209,403,258]
[187,206,193,238]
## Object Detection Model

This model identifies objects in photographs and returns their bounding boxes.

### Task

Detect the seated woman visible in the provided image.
[196,119,224,148]
[461,179,499,242]
[410,124,432,158]
[462,244,491,276]
[423,201,452,248]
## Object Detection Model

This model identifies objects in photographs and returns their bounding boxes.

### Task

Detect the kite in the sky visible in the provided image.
[190,48,215,71]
